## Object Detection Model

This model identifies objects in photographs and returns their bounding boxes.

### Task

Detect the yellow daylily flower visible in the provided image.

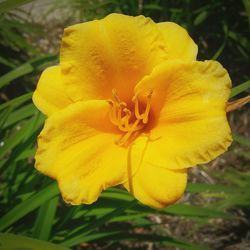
[33,13,232,208]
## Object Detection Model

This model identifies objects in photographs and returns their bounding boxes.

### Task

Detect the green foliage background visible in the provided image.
[0,0,249,249]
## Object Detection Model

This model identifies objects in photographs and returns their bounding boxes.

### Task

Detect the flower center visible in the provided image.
[108,89,152,146]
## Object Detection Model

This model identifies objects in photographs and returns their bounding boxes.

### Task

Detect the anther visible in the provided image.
[132,91,153,123]
[123,108,131,129]
[108,89,152,146]
[117,119,141,146]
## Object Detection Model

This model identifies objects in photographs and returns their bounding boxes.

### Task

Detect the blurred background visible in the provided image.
[0,0,249,249]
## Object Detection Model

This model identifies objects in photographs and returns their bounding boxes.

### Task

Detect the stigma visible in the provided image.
[107,89,152,146]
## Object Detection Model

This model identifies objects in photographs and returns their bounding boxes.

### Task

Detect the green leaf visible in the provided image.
[33,196,58,240]
[0,183,59,232]
[15,148,36,161]
[0,114,44,159]
[0,62,33,89]
[187,183,237,193]
[110,212,147,222]
[62,199,137,247]
[212,40,227,60]
[101,188,134,201]
[0,0,34,13]
[193,11,208,26]
[215,193,250,209]
[163,204,232,219]
[75,188,233,219]
[0,93,32,111]
[0,233,69,250]
[3,104,36,129]
[0,120,32,159]
[230,80,250,98]
[0,55,16,68]
[233,134,250,147]
[143,4,163,11]
[242,0,250,27]
[0,105,13,131]
[0,55,57,89]
[211,22,228,60]
[234,150,250,159]
[62,231,206,250]
[53,206,81,233]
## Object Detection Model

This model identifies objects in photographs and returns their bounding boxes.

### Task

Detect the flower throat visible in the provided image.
[108,89,152,146]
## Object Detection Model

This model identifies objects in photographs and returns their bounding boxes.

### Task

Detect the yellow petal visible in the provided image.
[60,13,168,103]
[135,60,232,169]
[33,66,72,116]
[124,163,187,208]
[35,100,147,205]
[157,22,198,60]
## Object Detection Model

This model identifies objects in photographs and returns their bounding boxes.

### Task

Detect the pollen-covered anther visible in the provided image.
[108,89,152,146]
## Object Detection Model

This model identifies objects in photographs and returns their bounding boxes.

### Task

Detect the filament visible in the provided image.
[108,89,152,146]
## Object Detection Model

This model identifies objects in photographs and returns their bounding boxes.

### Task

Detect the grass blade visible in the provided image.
[0,93,32,111]
[0,54,57,89]
[0,113,44,159]
[233,134,250,147]
[0,183,59,232]
[2,103,36,129]
[62,231,206,250]
[0,233,69,250]
[0,62,33,89]
[230,80,250,98]
[163,204,232,219]
[187,183,237,193]
[33,196,58,240]
[62,199,137,247]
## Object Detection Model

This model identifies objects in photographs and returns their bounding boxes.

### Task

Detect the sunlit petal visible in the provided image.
[35,100,147,204]
[60,13,168,103]
[124,163,187,208]
[32,66,72,116]
[135,60,232,169]
[157,22,198,60]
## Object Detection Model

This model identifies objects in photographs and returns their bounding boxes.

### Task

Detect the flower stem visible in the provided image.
[226,95,250,112]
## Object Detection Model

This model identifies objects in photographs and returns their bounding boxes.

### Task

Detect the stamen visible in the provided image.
[107,100,118,125]
[112,89,121,103]
[142,91,152,124]
[133,97,143,120]
[108,89,153,146]
[132,91,152,123]
[117,119,141,146]
[123,108,131,129]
